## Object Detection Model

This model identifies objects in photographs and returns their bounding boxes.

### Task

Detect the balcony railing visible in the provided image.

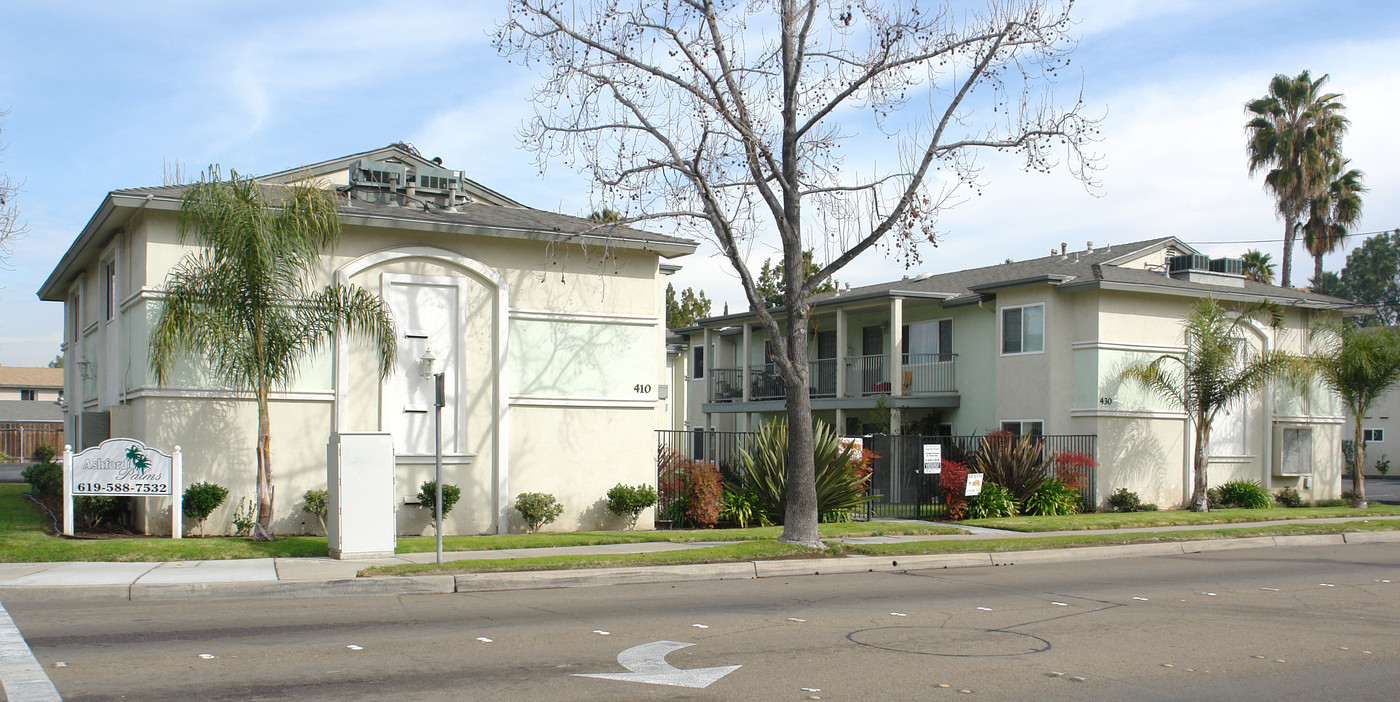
[712,354,954,402]
[848,354,889,395]
[810,358,837,398]
[903,353,957,393]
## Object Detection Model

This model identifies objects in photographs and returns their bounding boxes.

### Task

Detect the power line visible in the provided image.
[1185,227,1398,246]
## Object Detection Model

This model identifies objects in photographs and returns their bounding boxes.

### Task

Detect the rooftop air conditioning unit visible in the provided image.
[411,164,459,192]
[348,159,406,187]
[1209,257,1244,276]
[1167,254,1210,273]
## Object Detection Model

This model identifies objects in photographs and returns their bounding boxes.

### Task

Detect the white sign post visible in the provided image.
[63,439,182,538]
[921,444,942,474]
[965,473,984,497]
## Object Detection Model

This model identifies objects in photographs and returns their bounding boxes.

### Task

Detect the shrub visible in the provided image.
[1313,498,1349,508]
[33,444,56,463]
[741,418,875,524]
[515,492,563,533]
[1051,451,1095,493]
[1376,454,1391,475]
[682,463,723,528]
[232,498,257,537]
[419,481,463,534]
[1214,480,1270,509]
[0,449,8,462]
[302,488,329,533]
[719,483,768,528]
[182,482,229,536]
[939,459,969,521]
[1107,488,1142,513]
[1023,477,1081,516]
[1274,486,1303,508]
[22,462,62,499]
[75,496,129,531]
[973,431,1048,502]
[1206,486,1222,508]
[967,483,1018,519]
[606,483,658,530]
[1138,503,1160,511]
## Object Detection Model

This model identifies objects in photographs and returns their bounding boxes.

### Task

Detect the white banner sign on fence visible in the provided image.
[63,439,182,538]
[921,443,942,474]
[965,473,984,496]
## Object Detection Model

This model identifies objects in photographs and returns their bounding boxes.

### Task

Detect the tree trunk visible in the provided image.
[779,304,821,547]
[253,387,276,541]
[1280,214,1297,288]
[1190,420,1210,512]
[1312,252,1324,292]
[1352,420,1369,508]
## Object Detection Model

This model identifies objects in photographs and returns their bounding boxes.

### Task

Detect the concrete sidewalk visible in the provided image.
[1,517,1397,603]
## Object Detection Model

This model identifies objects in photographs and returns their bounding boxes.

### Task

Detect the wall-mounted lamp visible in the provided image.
[418,346,437,380]
[76,361,95,380]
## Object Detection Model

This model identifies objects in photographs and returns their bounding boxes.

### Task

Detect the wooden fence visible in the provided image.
[0,424,65,462]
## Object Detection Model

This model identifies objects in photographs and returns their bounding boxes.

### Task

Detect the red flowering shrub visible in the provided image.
[1052,451,1096,493]
[682,462,723,528]
[939,459,969,520]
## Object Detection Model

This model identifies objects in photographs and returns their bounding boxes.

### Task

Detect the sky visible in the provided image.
[1,0,1397,367]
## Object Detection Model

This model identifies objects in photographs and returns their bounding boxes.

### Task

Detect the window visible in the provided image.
[20,389,36,401]
[692,346,705,379]
[1001,304,1044,355]
[903,319,952,360]
[1364,428,1385,443]
[70,293,81,341]
[1001,420,1044,436]
[104,261,116,321]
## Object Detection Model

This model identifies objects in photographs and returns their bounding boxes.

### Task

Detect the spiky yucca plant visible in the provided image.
[741,418,873,525]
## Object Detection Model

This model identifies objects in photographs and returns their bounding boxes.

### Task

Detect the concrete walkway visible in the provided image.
[1,517,1396,603]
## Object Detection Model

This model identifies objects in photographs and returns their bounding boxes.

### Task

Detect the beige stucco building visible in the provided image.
[38,145,696,535]
[678,238,1364,508]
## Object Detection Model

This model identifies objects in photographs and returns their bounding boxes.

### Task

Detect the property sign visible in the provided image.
[63,439,183,539]
[840,437,864,462]
[921,444,942,474]
[965,473,984,496]
[70,439,174,496]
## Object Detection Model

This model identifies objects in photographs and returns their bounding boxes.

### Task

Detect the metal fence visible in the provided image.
[863,434,1097,519]
[0,425,64,462]
[656,429,1097,524]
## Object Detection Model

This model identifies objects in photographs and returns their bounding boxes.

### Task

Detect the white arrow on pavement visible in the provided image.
[573,640,740,689]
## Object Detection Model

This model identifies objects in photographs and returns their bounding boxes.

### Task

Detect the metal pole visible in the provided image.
[434,372,445,565]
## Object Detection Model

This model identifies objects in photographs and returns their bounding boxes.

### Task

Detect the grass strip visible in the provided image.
[361,541,819,576]
[397,521,965,553]
[964,505,1400,532]
[364,519,1400,576]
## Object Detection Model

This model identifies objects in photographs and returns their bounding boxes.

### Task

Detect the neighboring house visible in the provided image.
[37,144,697,535]
[0,366,64,460]
[1344,383,1400,477]
[676,237,1363,508]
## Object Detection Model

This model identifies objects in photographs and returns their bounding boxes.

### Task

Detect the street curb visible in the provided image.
[1342,530,1400,544]
[454,562,758,592]
[0,584,132,604]
[752,552,993,578]
[129,575,456,601]
[990,541,1188,565]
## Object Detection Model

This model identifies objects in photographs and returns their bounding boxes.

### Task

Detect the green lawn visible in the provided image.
[0,483,960,563]
[963,505,1400,532]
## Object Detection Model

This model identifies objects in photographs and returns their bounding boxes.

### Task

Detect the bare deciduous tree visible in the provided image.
[0,110,25,271]
[497,0,1098,546]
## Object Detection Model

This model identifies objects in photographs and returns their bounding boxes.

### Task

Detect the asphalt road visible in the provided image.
[3,543,1398,701]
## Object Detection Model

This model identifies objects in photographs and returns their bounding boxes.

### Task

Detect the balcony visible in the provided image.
[710,355,951,403]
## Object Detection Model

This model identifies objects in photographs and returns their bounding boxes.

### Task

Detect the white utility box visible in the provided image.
[327,432,396,559]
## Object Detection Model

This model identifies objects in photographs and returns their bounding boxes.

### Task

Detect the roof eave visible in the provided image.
[1058,278,1371,314]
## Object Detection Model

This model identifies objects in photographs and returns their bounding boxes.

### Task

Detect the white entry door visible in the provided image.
[381,274,460,455]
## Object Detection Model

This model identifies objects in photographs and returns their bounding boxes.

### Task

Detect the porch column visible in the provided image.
[890,297,904,396]
[702,326,713,430]
[836,308,848,398]
[742,323,752,402]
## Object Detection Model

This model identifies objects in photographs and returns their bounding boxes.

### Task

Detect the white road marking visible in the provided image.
[593,630,611,636]
[476,637,493,643]
[574,640,740,689]
[0,601,62,701]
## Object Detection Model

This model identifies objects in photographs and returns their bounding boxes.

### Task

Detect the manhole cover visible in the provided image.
[847,626,1050,657]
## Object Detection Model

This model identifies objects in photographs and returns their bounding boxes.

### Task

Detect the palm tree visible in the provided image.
[1303,160,1365,290]
[1121,298,1306,511]
[1240,249,1276,285]
[1245,71,1350,288]
[150,168,397,541]
[1309,324,1400,508]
